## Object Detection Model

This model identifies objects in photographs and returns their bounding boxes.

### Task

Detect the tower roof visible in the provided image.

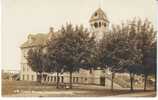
[89,8,108,22]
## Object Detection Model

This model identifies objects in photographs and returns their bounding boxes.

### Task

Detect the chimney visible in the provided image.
[49,27,54,33]
[48,27,54,40]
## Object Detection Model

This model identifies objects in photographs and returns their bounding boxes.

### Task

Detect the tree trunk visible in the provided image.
[111,72,115,91]
[130,73,134,92]
[39,72,43,84]
[154,74,157,91]
[144,74,148,91]
[56,71,59,89]
[69,71,72,89]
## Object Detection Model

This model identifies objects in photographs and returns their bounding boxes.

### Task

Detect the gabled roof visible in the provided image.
[20,33,48,48]
[20,30,60,49]
[89,8,108,22]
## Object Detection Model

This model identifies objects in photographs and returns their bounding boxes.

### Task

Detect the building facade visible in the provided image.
[20,8,110,86]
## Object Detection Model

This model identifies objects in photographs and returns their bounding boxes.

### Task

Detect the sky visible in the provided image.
[1,0,158,70]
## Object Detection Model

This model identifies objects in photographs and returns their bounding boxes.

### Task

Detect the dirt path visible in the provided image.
[116,91,156,97]
[3,90,156,97]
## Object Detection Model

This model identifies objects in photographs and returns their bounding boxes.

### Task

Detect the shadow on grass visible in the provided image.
[2,80,156,97]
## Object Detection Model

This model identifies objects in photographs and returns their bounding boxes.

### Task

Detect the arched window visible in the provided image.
[51,77,53,82]
[104,23,106,27]
[95,12,97,16]
[76,77,78,83]
[61,76,64,83]
[85,78,87,81]
[47,77,49,81]
[99,22,101,27]
[73,77,75,83]
[58,77,60,82]
[54,77,56,82]
[94,22,98,28]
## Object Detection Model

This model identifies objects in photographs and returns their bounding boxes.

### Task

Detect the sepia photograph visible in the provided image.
[1,0,158,97]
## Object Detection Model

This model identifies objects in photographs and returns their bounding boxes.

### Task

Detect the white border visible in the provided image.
[0,0,158,100]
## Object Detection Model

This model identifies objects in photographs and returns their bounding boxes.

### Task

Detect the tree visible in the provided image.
[126,64,144,91]
[129,18,156,91]
[48,24,96,89]
[97,17,156,91]
[47,33,64,89]
[27,46,46,84]
[99,22,142,91]
[151,42,156,91]
[143,41,157,91]
[117,18,156,91]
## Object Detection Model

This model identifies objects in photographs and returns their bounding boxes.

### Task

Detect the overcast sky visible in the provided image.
[2,0,158,70]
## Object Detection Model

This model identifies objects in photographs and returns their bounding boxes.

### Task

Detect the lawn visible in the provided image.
[2,80,57,95]
[2,80,156,97]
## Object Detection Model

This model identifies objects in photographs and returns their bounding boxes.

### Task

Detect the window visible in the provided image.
[76,77,78,83]
[23,66,25,72]
[44,76,46,81]
[28,35,33,43]
[24,50,28,58]
[81,77,83,81]
[27,75,29,80]
[94,12,97,16]
[58,77,60,82]
[23,75,25,80]
[61,76,64,83]
[85,78,87,81]
[104,23,106,27]
[94,22,98,28]
[47,77,49,81]
[54,77,56,82]
[89,70,92,74]
[73,77,75,83]
[32,75,34,80]
[27,67,29,72]
[99,22,101,27]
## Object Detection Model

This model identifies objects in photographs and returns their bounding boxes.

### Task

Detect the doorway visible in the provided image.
[100,77,105,86]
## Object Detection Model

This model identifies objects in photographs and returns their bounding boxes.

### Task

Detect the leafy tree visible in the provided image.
[99,22,142,91]
[100,18,156,91]
[46,33,64,88]
[27,46,45,84]
[48,24,97,88]
[126,64,144,91]
[128,18,156,91]
[143,41,157,91]
[151,42,156,91]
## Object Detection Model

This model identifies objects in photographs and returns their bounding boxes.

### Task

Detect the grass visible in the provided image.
[2,79,156,97]
[2,80,56,95]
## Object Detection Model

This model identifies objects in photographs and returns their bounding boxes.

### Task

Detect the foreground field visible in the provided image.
[2,80,156,97]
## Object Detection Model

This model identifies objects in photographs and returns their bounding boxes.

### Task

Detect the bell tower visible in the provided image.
[89,8,109,40]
